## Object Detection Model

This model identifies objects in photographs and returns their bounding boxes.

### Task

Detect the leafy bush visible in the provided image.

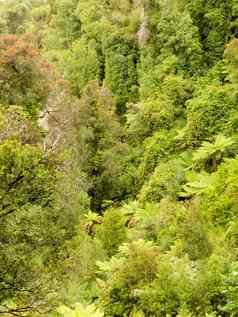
[138,158,186,204]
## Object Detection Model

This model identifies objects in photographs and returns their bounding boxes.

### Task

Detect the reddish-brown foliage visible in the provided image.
[0,34,53,115]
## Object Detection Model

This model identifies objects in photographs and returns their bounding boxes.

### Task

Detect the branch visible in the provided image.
[0,207,16,219]
[0,305,35,316]
[0,155,54,218]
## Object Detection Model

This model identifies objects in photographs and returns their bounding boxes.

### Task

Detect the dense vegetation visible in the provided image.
[1,0,238,316]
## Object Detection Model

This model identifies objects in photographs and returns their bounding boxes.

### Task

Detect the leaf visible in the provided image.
[193,134,235,166]
[180,172,214,196]
[57,303,103,317]
[96,256,125,273]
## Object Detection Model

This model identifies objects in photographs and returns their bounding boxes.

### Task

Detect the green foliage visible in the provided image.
[3,1,238,316]
[0,106,71,314]
[61,233,106,304]
[58,303,103,317]
[97,239,159,316]
[154,1,203,74]
[222,263,238,315]
[192,134,236,171]
[224,38,238,83]
[186,0,235,66]
[45,0,81,49]
[177,306,194,317]
[0,140,56,213]
[104,40,138,113]
[138,158,186,204]
[69,80,134,210]
[185,84,237,145]
[178,202,212,260]
[181,172,214,197]
[136,129,177,182]
[202,156,238,225]
[95,208,127,257]
[60,38,100,96]
[126,97,175,142]
[0,0,31,35]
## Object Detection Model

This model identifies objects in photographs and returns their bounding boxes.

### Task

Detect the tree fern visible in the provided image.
[180,172,214,197]
[193,134,235,171]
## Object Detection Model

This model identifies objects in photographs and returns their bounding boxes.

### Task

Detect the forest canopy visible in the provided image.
[1,0,238,316]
